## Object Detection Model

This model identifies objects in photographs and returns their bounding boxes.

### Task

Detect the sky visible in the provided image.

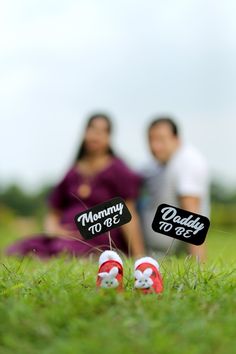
[0,0,236,190]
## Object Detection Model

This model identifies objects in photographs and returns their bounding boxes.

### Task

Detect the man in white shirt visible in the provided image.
[139,117,209,261]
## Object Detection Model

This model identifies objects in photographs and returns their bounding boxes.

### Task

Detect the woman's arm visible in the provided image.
[121,200,146,258]
[44,209,71,237]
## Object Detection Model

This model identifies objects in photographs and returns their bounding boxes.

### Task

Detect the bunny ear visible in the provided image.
[98,272,109,279]
[109,267,118,277]
[144,268,153,277]
[135,270,143,280]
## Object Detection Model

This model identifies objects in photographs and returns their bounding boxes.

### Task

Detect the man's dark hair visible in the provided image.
[148,116,179,137]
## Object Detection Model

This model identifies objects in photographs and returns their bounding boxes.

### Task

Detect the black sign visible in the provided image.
[152,204,210,246]
[74,197,132,240]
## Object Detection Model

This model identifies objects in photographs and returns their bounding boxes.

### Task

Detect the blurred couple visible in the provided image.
[7,114,209,261]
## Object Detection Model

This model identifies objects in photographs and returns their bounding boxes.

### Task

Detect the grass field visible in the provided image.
[0,222,235,354]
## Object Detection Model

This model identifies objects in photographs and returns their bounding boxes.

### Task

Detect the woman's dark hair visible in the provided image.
[148,116,179,137]
[75,113,115,162]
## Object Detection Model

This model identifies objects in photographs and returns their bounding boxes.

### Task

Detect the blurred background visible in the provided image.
[0,0,235,257]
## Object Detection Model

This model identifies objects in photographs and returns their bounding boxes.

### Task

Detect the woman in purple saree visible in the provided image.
[7,114,145,258]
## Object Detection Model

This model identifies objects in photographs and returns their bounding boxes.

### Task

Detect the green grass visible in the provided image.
[0,223,236,354]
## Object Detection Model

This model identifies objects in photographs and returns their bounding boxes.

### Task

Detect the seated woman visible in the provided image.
[7,114,145,258]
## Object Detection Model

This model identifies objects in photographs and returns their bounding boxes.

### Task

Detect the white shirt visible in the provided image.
[140,144,210,254]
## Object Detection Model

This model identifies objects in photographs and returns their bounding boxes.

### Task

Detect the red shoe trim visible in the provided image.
[96,260,123,290]
[135,262,163,294]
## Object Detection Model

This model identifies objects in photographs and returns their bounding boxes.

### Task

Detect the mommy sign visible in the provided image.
[152,204,210,245]
[74,197,132,239]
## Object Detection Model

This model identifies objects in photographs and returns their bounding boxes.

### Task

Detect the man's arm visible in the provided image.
[179,196,206,262]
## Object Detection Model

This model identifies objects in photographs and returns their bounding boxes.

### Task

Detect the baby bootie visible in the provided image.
[134,257,163,294]
[96,250,123,290]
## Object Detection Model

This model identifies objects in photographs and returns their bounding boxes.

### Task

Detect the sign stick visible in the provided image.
[108,231,112,251]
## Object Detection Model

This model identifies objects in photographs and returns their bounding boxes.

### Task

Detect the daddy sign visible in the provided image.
[152,204,210,245]
[74,197,132,239]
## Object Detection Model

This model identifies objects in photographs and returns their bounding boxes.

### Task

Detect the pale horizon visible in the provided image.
[0,0,235,191]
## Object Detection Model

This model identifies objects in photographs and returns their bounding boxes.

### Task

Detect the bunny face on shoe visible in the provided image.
[98,266,119,288]
[134,268,153,289]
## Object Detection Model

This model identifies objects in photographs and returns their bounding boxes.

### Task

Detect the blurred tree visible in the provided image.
[0,183,52,218]
[210,181,236,228]
[0,181,235,228]
[210,181,236,204]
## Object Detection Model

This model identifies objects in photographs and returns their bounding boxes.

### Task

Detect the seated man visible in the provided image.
[139,117,210,261]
